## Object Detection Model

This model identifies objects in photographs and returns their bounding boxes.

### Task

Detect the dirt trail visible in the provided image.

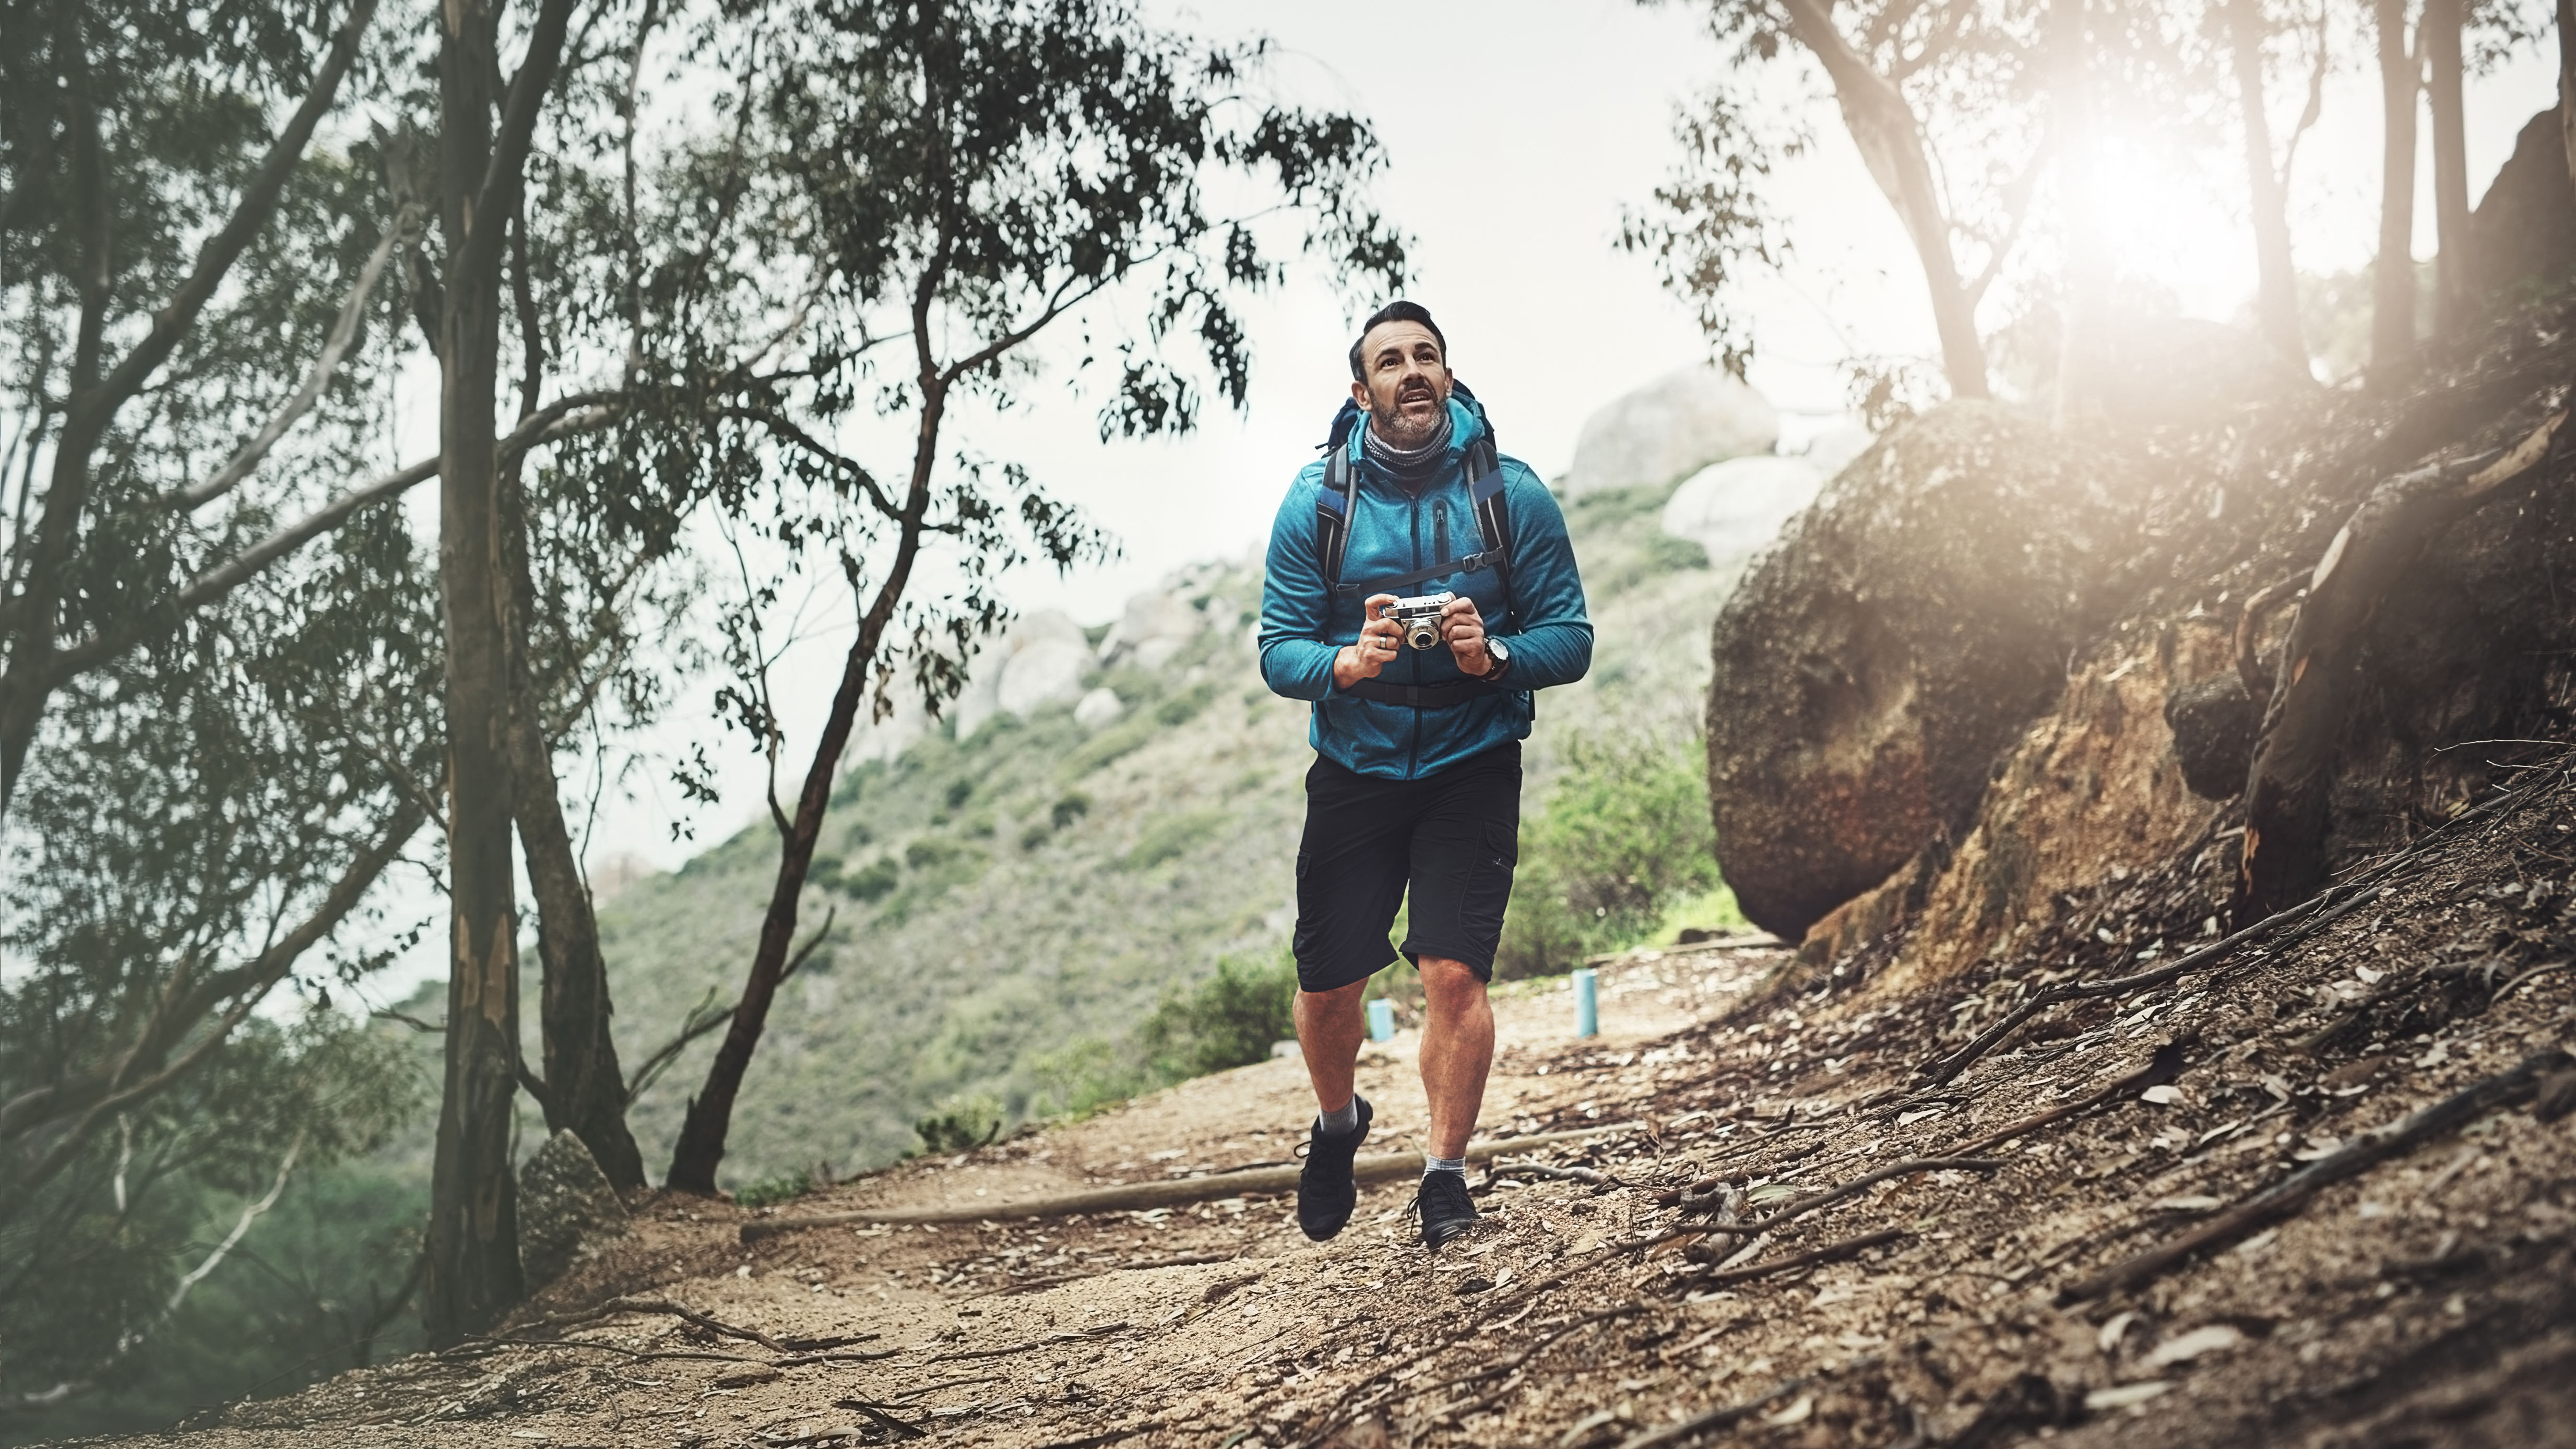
[99,766,2576,1448]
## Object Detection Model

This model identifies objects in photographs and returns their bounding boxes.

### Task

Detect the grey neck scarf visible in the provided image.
[1361,403,1454,487]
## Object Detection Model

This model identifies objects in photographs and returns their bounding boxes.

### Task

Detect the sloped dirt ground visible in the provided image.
[79,756,2576,1449]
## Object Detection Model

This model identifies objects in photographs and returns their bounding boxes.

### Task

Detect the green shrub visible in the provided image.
[1156,680,1219,727]
[906,837,967,869]
[1062,714,1156,776]
[1019,822,1054,851]
[1138,946,1298,1079]
[944,778,975,810]
[844,857,900,902]
[1494,732,1724,979]
[1051,792,1091,828]
[733,1170,813,1208]
[914,1096,1005,1154]
[1118,809,1228,871]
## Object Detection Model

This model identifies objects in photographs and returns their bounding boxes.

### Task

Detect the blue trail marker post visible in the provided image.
[1573,968,1599,1038]
[1366,998,1396,1042]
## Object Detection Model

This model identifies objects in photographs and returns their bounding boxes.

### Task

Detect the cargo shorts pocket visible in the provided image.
[1456,819,1518,956]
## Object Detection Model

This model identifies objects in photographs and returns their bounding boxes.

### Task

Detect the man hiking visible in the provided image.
[1257,301,1592,1250]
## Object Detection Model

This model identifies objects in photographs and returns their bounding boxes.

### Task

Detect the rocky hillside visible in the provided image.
[599,369,1846,1191]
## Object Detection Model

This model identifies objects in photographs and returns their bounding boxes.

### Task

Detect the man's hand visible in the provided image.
[1333,594,1402,689]
[1441,595,1494,678]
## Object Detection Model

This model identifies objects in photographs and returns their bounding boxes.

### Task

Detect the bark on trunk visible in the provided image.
[2236,408,2570,922]
[2228,0,2307,365]
[2425,0,2474,338]
[502,477,647,1194]
[2050,0,2107,426]
[664,390,947,1196]
[2372,0,2422,389]
[1776,0,1992,400]
[2560,0,2576,210]
[423,0,524,1347]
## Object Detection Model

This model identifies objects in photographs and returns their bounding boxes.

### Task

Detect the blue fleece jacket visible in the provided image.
[1259,395,1593,779]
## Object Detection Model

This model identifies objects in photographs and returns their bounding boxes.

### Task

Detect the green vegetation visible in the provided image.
[1495,732,1729,979]
[1119,809,1230,871]
[733,1170,815,1209]
[914,1097,1006,1154]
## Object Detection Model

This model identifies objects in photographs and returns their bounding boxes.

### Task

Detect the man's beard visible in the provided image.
[1370,384,1445,448]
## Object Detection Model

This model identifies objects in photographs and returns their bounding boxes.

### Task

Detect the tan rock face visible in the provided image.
[1704,401,2136,940]
[1870,623,2233,995]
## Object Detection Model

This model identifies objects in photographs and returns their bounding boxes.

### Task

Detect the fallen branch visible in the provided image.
[1613,1354,1882,1449]
[1941,1043,2186,1159]
[1623,1158,2001,1250]
[1915,886,2379,1089]
[742,1124,1635,1240]
[923,1322,1130,1363]
[520,1294,787,1353]
[2056,1047,2573,1304]
[2233,572,2307,700]
[1688,1227,1910,1281]
[2239,405,2571,919]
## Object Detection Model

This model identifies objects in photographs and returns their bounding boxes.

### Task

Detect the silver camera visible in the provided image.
[1388,591,1455,651]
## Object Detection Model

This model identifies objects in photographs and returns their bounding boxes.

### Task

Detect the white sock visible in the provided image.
[1423,1155,1466,1178]
[1319,1098,1360,1136]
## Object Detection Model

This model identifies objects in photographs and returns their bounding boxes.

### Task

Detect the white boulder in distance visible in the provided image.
[1073,686,1123,728]
[956,610,1091,739]
[847,683,930,766]
[1098,590,1203,671]
[1659,455,1825,568]
[1802,424,1874,481]
[1562,365,1779,496]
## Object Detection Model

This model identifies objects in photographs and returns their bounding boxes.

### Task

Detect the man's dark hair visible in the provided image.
[1348,300,1446,381]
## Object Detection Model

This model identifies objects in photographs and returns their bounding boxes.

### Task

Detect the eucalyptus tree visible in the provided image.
[649,0,1408,1196]
[1640,0,2059,400]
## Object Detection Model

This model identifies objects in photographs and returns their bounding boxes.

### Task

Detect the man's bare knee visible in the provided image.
[1415,956,1488,1008]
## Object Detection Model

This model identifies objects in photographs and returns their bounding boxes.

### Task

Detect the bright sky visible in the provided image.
[360,0,2562,1002]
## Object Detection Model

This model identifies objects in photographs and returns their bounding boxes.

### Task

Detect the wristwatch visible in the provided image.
[1480,637,1512,682]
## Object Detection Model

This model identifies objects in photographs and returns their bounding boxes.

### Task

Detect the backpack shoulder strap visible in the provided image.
[1455,386,1516,628]
[1314,425,1361,596]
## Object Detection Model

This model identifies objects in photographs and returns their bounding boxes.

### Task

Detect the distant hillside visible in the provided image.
[600,471,1792,1191]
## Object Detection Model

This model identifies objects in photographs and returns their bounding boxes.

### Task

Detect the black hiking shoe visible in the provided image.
[1417,1168,1478,1251]
[1297,1096,1372,1241]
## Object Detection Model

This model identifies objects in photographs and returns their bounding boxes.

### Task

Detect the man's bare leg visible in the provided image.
[1295,977,1371,1117]
[1416,955,1494,1160]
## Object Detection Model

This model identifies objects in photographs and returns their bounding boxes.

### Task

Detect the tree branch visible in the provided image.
[82,0,382,426]
[175,206,423,512]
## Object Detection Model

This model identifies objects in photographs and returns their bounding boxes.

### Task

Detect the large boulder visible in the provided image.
[518,1129,630,1290]
[1561,365,1778,496]
[1097,590,1202,671]
[955,610,1090,739]
[1704,402,2136,939]
[2470,106,2576,298]
[1658,455,1824,569]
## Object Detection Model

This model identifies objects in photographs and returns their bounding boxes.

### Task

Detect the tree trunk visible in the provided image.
[2371,0,2421,389]
[503,478,647,1194]
[1776,0,1992,400]
[2050,0,2108,425]
[2227,0,2307,365]
[422,0,519,1348]
[2236,408,2568,922]
[665,392,946,1196]
[2559,0,2576,210]
[2425,0,2473,338]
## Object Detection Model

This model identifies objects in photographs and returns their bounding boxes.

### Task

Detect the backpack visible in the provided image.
[1313,381,1516,629]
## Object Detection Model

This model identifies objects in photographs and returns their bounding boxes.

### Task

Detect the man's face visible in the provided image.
[1350,320,1451,449]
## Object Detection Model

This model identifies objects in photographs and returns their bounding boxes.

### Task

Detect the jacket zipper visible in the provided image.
[1405,474,1423,779]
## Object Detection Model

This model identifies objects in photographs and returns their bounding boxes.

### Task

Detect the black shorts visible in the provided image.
[1291,741,1521,993]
